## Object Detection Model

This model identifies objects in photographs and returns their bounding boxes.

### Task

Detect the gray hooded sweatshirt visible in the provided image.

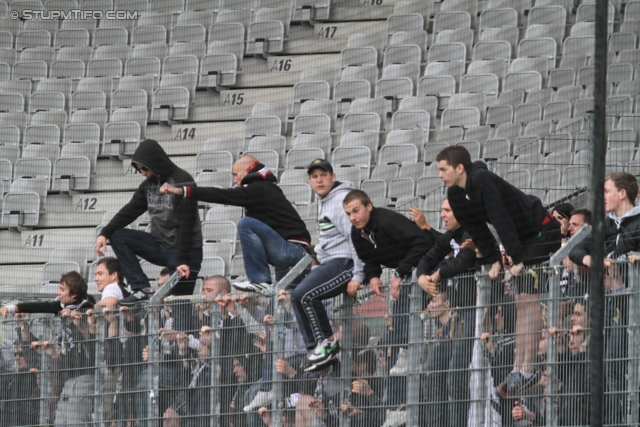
[315,181,365,283]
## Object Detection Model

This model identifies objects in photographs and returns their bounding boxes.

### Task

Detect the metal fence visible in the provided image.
[1,250,639,427]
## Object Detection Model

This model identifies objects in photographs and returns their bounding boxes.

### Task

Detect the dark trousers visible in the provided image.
[110,228,202,295]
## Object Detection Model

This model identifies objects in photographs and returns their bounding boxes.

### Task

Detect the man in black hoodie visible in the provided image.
[160,154,311,295]
[95,139,203,305]
[435,146,561,396]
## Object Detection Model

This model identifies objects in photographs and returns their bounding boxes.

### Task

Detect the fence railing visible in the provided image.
[1,250,639,427]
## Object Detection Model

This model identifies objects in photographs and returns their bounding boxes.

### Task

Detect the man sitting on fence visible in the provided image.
[160,155,311,295]
[0,271,96,426]
[417,197,478,427]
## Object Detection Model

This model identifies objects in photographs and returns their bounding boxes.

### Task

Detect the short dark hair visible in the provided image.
[606,172,638,203]
[159,267,171,277]
[60,271,88,300]
[552,203,575,219]
[342,189,372,207]
[435,145,473,170]
[570,209,592,226]
[96,257,122,283]
[353,349,377,375]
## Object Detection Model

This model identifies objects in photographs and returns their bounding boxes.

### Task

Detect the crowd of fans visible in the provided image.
[0,142,638,427]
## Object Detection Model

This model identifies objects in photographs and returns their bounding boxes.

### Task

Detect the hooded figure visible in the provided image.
[96,139,203,304]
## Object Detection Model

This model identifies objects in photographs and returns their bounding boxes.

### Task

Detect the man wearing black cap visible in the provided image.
[160,155,311,295]
[289,159,364,370]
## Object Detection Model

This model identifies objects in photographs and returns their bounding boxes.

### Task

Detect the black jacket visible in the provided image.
[350,207,433,282]
[186,162,310,245]
[16,297,96,393]
[100,139,203,265]
[447,161,551,265]
[417,227,477,308]
[569,206,640,265]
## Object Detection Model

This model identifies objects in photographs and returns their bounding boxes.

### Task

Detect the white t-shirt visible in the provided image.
[102,282,124,301]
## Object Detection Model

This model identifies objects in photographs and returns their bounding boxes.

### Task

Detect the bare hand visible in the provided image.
[160,183,183,196]
[512,401,526,421]
[346,280,361,298]
[369,277,383,297]
[275,357,297,378]
[480,332,490,341]
[142,346,149,362]
[510,262,524,277]
[177,264,190,278]
[95,235,108,257]
[390,277,402,300]
[352,379,373,396]
[489,261,502,280]
[409,207,428,229]
[0,307,8,318]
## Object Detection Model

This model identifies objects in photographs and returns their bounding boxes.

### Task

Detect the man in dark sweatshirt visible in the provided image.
[435,145,561,396]
[160,154,311,295]
[95,139,203,305]
[342,189,433,427]
[416,198,477,427]
[0,271,96,425]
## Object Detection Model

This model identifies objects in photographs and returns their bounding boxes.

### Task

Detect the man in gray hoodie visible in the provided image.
[290,159,365,370]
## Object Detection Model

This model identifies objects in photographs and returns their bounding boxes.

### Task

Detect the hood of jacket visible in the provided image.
[321,180,355,203]
[465,160,489,192]
[609,204,640,228]
[241,162,278,186]
[131,139,177,184]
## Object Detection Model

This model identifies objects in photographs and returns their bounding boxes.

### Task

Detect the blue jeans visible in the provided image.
[237,217,307,283]
[109,228,203,294]
[290,258,353,349]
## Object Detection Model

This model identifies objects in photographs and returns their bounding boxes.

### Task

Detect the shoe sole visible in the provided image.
[304,355,339,372]
[308,347,340,364]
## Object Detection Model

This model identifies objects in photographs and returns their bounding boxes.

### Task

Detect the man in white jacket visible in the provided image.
[290,159,365,371]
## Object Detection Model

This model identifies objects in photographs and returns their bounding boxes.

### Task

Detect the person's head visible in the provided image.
[131,160,154,179]
[436,146,472,188]
[352,349,377,377]
[604,172,638,214]
[568,330,587,355]
[427,291,450,321]
[14,346,28,369]
[157,267,171,287]
[197,340,210,360]
[552,203,574,235]
[233,353,260,383]
[307,159,337,199]
[233,357,248,382]
[94,257,121,292]
[232,155,259,186]
[568,209,592,237]
[343,189,373,230]
[58,271,88,304]
[202,275,230,301]
[335,320,371,349]
[440,198,460,231]
[571,300,588,329]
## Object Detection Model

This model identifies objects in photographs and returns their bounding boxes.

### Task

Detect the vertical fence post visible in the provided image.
[626,256,640,425]
[146,304,160,427]
[471,268,491,426]
[406,271,422,427]
[93,307,106,426]
[210,303,221,427]
[38,318,51,427]
[340,293,353,427]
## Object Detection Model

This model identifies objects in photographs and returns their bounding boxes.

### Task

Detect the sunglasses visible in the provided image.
[133,163,150,172]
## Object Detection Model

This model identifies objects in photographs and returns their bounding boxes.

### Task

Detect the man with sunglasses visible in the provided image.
[95,139,203,305]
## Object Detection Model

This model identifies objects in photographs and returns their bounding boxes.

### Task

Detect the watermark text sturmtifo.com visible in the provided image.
[10,9,138,20]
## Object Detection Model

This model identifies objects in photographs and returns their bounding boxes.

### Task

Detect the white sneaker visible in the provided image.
[233,281,274,295]
[243,390,272,412]
[308,337,340,363]
[389,348,408,376]
[381,409,406,427]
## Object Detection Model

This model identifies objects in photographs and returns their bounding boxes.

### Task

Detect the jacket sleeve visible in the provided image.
[351,228,383,283]
[333,200,365,283]
[438,231,477,279]
[569,236,591,265]
[447,186,502,264]
[389,216,432,279]
[416,232,454,277]
[99,184,148,239]
[187,185,258,208]
[16,300,62,314]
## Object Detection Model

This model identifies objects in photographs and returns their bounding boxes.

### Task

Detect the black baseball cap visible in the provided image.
[307,158,333,175]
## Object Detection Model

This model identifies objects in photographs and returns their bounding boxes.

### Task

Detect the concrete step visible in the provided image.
[20,227,95,251]
[0,265,44,287]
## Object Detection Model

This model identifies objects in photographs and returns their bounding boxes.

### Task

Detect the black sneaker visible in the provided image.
[308,338,340,364]
[304,352,339,373]
[120,288,154,306]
